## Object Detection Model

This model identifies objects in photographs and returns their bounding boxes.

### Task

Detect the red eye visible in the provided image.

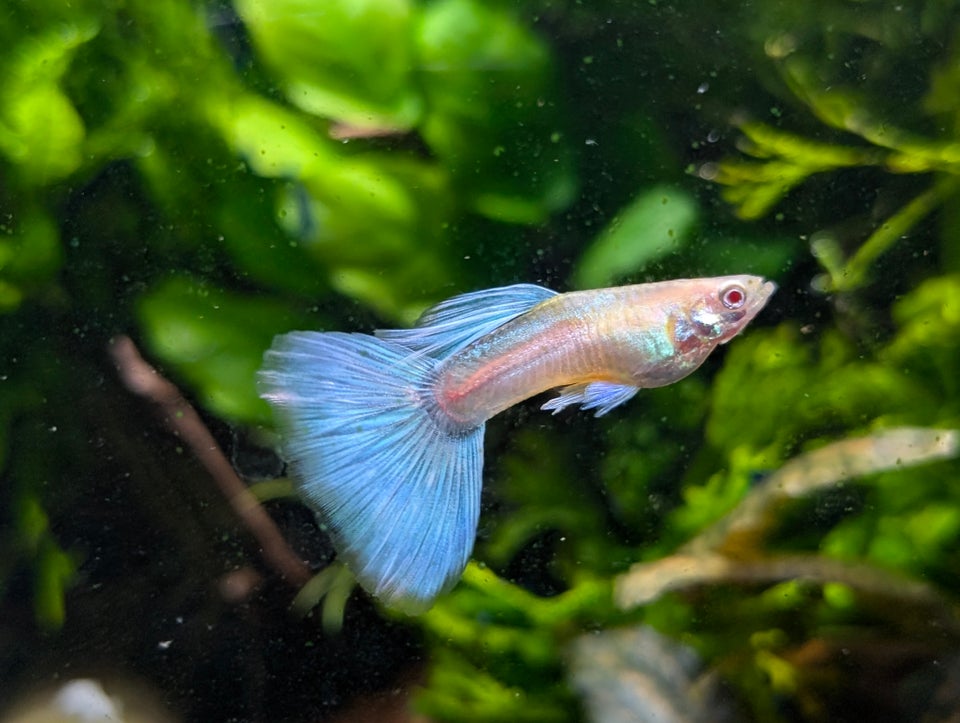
[721,285,746,309]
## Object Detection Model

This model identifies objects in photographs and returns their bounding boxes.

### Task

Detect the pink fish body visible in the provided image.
[259,276,775,612]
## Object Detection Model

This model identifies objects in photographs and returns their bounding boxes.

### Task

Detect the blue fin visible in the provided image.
[258,332,483,613]
[376,283,557,358]
[541,381,639,417]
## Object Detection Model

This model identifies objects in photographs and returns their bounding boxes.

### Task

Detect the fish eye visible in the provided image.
[720,284,746,309]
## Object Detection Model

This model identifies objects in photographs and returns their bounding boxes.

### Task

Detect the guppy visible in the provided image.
[259,275,776,613]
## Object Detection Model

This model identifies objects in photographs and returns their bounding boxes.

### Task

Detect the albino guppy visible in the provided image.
[258,275,776,612]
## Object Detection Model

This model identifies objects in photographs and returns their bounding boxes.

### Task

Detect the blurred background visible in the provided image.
[1,0,960,720]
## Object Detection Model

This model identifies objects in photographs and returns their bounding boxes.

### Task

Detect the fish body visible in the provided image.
[432,277,772,425]
[259,276,775,612]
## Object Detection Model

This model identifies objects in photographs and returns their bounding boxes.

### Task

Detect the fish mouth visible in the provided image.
[747,278,777,313]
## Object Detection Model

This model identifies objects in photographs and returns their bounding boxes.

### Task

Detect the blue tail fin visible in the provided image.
[258,332,483,613]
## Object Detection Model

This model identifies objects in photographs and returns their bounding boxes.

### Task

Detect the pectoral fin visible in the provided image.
[541,381,639,417]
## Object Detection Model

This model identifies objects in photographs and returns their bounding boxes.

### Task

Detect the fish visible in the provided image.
[258,275,776,613]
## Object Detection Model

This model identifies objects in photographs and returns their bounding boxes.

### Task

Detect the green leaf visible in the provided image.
[16,493,50,552]
[883,273,960,404]
[236,0,422,130]
[416,648,569,722]
[3,206,63,281]
[34,537,75,631]
[0,85,85,184]
[211,94,455,316]
[0,204,63,314]
[0,17,99,184]
[573,185,698,289]
[416,0,576,223]
[705,325,937,463]
[214,93,418,231]
[683,233,799,279]
[138,277,314,424]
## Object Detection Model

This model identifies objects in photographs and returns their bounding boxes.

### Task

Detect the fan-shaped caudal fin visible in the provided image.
[259,331,483,613]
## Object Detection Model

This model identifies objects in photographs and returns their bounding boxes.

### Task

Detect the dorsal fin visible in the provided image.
[376,283,558,358]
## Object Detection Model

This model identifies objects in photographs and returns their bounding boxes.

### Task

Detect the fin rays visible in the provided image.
[259,332,483,613]
[541,380,639,417]
[376,283,557,358]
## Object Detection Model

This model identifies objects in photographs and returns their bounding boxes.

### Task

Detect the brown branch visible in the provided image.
[615,553,955,618]
[684,427,960,556]
[109,335,311,587]
[615,427,960,612]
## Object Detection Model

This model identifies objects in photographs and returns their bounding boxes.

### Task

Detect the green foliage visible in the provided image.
[1,487,77,632]
[711,15,960,292]
[416,648,572,722]
[573,185,698,289]
[667,271,958,540]
[0,11,98,185]
[416,0,576,222]
[2,0,960,720]
[0,351,78,631]
[237,0,422,129]
[138,277,314,424]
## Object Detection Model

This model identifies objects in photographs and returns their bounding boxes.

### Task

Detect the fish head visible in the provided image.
[675,275,776,347]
